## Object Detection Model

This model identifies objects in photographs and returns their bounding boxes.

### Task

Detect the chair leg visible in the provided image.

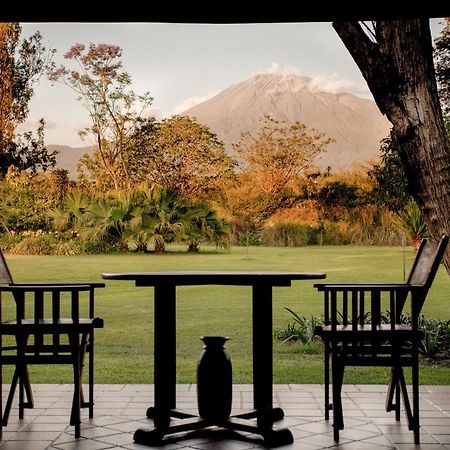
[78,333,88,411]
[324,341,330,420]
[69,333,82,438]
[78,331,95,419]
[331,354,345,442]
[88,331,95,418]
[386,367,401,421]
[0,350,2,439]
[412,355,420,445]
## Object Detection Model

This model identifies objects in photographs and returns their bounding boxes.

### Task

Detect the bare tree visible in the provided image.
[334,20,450,272]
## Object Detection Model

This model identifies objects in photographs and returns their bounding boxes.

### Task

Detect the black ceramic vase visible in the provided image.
[197,336,232,422]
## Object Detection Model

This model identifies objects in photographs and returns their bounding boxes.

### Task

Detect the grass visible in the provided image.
[4,245,450,384]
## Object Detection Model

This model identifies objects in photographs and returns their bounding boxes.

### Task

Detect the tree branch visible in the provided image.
[333,21,376,81]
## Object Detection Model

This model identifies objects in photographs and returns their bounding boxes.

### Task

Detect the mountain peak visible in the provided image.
[185,73,390,170]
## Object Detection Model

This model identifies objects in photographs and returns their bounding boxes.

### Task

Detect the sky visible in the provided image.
[19,20,445,147]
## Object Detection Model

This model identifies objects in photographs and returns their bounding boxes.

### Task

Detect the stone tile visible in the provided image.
[338,427,381,441]
[87,416,130,427]
[104,420,149,433]
[0,441,54,450]
[435,434,450,444]
[395,445,447,450]
[359,434,396,447]
[296,432,352,448]
[384,432,439,444]
[292,421,332,434]
[8,430,62,441]
[55,440,115,449]
[423,425,450,435]
[21,422,69,432]
[95,431,135,446]
[78,427,120,439]
[333,442,394,449]
[1,384,450,449]
[33,415,74,424]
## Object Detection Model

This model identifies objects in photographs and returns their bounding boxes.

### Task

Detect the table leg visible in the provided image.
[252,283,275,428]
[152,282,176,428]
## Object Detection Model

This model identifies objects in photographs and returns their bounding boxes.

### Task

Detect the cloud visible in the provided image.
[256,62,370,97]
[172,89,221,115]
[307,73,370,96]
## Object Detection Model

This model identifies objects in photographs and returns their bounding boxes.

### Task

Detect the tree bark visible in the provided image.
[334,20,450,273]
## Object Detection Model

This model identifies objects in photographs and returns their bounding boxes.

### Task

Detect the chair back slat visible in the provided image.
[342,291,348,325]
[331,290,337,331]
[371,290,381,331]
[359,291,365,325]
[324,290,329,325]
[389,291,396,331]
[71,290,79,323]
[351,290,358,331]
[0,248,13,285]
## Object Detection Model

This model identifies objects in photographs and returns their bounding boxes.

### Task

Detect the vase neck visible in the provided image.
[200,336,229,347]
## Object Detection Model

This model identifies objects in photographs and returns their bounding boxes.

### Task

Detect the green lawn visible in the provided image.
[4,245,450,384]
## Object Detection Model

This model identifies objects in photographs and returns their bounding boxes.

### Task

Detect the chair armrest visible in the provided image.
[313,283,420,292]
[7,283,105,289]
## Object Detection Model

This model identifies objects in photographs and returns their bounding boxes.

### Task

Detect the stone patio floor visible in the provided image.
[1,384,450,449]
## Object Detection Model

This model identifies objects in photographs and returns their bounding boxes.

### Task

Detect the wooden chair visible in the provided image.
[0,248,104,438]
[314,235,448,444]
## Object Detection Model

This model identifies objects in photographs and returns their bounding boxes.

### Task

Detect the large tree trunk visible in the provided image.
[334,20,450,273]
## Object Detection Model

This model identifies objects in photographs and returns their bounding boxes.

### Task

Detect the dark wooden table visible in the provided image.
[102,271,326,447]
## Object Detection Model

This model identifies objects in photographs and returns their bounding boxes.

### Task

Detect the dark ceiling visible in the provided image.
[2,5,449,23]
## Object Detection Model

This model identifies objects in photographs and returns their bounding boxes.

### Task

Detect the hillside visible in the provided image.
[49,145,94,178]
[184,73,391,170]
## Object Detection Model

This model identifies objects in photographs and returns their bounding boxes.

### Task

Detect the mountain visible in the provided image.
[184,73,391,170]
[48,144,94,178]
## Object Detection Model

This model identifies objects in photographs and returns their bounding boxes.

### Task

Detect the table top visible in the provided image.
[102,271,326,287]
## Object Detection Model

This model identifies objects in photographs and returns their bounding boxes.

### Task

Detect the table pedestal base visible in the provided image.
[134,407,293,447]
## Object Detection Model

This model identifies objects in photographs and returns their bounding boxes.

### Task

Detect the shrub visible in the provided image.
[238,231,263,246]
[263,223,313,247]
[82,240,118,254]
[10,235,56,255]
[274,308,322,344]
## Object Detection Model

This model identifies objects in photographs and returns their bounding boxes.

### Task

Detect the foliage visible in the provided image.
[435,18,450,115]
[8,231,83,256]
[46,186,229,254]
[417,315,450,359]
[238,230,263,247]
[0,23,56,175]
[129,115,235,200]
[0,168,58,232]
[1,119,57,174]
[369,135,411,212]
[48,43,153,189]
[394,200,430,248]
[234,116,332,195]
[184,205,230,252]
[263,222,313,247]
[220,117,332,231]
[274,308,321,345]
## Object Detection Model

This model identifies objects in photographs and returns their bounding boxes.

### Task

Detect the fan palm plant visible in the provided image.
[184,205,229,252]
[48,191,90,231]
[394,200,430,249]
